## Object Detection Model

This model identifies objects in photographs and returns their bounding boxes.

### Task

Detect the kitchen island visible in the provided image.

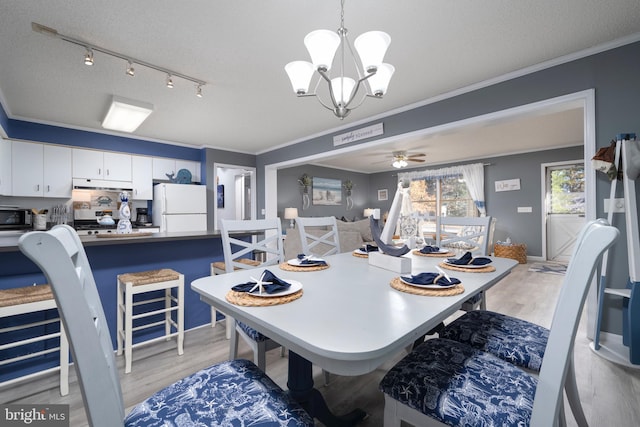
[0,229,256,384]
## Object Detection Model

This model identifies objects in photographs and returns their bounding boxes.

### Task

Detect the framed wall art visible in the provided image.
[217,184,225,208]
[312,177,342,206]
[377,189,388,201]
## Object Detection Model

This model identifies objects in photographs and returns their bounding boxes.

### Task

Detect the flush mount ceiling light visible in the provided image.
[285,0,394,119]
[32,22,206,98]
[102,96,154,133]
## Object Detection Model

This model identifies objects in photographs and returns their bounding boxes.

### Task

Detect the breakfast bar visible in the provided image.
[0,230,240,384]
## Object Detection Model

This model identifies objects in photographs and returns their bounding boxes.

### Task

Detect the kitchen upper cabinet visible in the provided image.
[0,139,11,195]
[11,141,71,197]
[43,145,72,197]
[131,155,153,200]
[73,148,132,181]
[176,160,200,183]
[153,157,200,183]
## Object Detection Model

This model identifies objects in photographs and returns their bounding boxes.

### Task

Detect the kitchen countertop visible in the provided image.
[0,229,260,252]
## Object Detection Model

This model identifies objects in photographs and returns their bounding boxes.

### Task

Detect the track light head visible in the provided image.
[126,61,135,77]
[84,48,94,66]
[166,74,174,88]
[196,85,203,98]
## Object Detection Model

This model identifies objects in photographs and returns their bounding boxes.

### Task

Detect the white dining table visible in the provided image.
[191,251,518,426]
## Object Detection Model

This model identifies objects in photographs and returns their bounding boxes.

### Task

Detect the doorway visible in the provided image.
[213,163,256,230]
[542,160,586,263]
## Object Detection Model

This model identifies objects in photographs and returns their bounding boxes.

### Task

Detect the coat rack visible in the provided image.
[591,134,640,367]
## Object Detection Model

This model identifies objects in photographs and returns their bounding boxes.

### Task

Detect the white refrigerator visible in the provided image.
[152,183,207,232]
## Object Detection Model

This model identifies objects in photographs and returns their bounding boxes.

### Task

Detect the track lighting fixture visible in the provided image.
[32,22,206,97]
[84,48,94,66]
[126,61,135,77]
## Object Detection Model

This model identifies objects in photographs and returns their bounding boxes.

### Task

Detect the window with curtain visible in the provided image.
[399,162,485,220]
[407,176,477,218]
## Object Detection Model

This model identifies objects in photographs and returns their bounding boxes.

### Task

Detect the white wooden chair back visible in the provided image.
[436,216,492,255]
[295,216,341,257]
[18,225,125,427]
[220,219,284,273]
[531,219,618,425]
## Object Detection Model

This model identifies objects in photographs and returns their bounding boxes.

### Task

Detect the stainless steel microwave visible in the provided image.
[0,208,32,231]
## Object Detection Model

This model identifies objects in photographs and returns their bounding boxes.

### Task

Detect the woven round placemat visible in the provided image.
[438,262,496,273]
[279,262,330,272]
[352,252,368,258]
[412,249,455,258]
[390,277,465,296]
[225,289,303,306]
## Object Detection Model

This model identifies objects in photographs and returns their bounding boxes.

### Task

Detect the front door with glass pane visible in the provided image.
[545,162,585,263]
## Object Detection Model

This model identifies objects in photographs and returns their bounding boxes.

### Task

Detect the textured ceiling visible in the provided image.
[1,1,639,172]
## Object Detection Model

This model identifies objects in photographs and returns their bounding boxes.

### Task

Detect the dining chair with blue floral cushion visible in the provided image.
[18,224,314,427]
[220,218,286,372]
[379,219,618,426]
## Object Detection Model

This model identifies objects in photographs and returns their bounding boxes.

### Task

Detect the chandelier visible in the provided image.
[285,0,394,119]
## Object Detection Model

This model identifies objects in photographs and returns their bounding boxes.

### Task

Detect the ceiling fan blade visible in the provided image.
[409,158,426,163]
[407,153,426,158]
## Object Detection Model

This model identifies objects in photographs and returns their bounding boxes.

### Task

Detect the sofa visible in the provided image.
[283,218,373,260]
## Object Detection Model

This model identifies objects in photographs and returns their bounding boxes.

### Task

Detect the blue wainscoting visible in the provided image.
[0,236,225,382]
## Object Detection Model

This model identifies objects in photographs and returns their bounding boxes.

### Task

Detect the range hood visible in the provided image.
[72,178,133,192]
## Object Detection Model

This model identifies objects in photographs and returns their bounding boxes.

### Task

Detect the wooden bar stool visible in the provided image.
[116,269,184,374]
[0,284,69,395]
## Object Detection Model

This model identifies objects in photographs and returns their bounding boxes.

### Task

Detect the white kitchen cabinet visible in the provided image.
[131,155,153,200]
[43,145,72,197]
[152,157,175,181]
[0,139,11,195]
[153,157,200,182]
[11,141,71,197]
[73,148,132,181]
[176,159,200,183]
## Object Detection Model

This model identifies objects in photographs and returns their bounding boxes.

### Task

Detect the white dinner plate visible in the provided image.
[399,276,458,289]
[287,258,326,267]
[420,248,450,254]
[354,248,378,255]
[249,280,303,297]
[444,260,491,269]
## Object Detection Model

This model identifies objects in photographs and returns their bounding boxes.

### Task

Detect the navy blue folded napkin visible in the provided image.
[360,244,379,253]
[419,245,441,254]
[446,251,492,266]
[296,254,328,266]
[231,269,291,294]
[401,272,461,286]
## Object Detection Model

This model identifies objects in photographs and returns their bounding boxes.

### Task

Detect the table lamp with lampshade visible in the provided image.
[284,208,298,229]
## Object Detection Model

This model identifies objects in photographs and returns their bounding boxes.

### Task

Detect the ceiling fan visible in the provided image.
[391,151,426,168]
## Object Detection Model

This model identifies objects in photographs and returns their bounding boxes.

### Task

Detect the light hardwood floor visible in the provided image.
[2,263,639,426]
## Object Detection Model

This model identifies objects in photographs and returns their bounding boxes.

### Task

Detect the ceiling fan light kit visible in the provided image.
[392,151,426,168]
[285,0,394,119]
